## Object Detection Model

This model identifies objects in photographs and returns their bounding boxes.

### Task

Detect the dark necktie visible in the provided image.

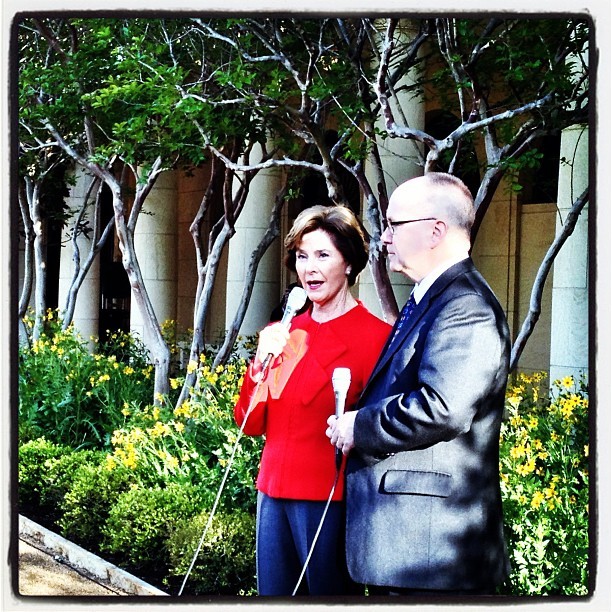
[388,293,416,348]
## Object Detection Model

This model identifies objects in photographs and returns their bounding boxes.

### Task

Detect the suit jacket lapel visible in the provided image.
[364,258,475,392]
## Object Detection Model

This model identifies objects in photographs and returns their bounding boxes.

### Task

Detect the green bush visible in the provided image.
[101,482,206,584]
[18,437,71,525]
[166,508,257,596]
[499,372,589,595]
[58,460,134,556]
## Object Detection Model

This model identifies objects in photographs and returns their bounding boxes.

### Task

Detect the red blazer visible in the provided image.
[234,302,391,501]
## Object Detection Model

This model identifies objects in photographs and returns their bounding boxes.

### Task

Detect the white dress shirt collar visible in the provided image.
[412,256,469,304]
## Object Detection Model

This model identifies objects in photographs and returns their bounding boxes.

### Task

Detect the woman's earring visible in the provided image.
[346,267,352,276]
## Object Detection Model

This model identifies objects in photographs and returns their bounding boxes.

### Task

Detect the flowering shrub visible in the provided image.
[105,356,263,512]
[499,372,589,595]
[19,310,153,448]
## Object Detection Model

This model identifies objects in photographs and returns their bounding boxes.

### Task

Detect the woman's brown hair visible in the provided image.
[284,205,369,287]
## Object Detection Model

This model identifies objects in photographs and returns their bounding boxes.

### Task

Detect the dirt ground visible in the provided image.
[17,539,127,597]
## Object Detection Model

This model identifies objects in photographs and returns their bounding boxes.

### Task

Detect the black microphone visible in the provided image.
[260,286,308,374]
[332,367,351,469]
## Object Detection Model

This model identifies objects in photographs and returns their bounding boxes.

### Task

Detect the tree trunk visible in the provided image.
[29,179,47,341]
[509,188,588,371]
[61,178,114,330]
[176,221,233,407]
[109,185,171,399]
[212,178,287,369]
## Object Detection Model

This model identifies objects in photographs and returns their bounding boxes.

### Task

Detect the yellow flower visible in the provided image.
[560,376,574,389]
[516,458,536,476]
[105,454,117,471]
[187,360,198,374]
[149,421,171,438]
[123,451,138,469]
[510,444,527,459]
[173,421,185,433]
[170,378,180,390]
[531,490,546,509]
[166,455,179,470]
[124,366,134,375]
[507,395,522,411]
[584,444,589,457]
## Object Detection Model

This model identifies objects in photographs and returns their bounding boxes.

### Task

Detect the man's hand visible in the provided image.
[326,411,357,455]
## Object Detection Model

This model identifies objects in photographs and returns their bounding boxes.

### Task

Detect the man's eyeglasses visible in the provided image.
[386,217,437,235]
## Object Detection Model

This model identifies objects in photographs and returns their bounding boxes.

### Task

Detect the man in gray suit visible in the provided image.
[327,172,510,595]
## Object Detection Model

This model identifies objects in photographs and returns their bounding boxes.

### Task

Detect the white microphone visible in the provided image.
[332,367,351,469]
[261,286,308,373]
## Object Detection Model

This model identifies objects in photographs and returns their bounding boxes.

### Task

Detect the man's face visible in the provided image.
[382,181,436,283]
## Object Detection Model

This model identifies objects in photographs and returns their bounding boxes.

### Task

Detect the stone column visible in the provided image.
[130,170,178,347]
[57,167,100,346]
[549,124,589,383]
[358,20,425,318]
[225,144,282,336]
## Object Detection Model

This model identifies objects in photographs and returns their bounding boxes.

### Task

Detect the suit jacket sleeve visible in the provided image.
[354,291,507,456]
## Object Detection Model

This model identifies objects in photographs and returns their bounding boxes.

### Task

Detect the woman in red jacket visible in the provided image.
[234,205,391,596]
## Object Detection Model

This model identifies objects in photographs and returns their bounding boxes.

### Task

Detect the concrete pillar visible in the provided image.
[57,167,100,345]
[225,143,282,336]
[549,124,589,383]
[131,170,178,347]
[176,167,228,346]
[358,20,425,317]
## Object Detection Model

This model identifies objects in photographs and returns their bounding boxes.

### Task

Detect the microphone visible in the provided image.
[260,286,308,373]
[332,367,351,469]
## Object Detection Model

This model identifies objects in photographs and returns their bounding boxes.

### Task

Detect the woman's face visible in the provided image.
[295,229,351,307]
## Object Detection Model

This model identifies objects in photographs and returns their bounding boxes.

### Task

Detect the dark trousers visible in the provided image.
[256,491,358,596]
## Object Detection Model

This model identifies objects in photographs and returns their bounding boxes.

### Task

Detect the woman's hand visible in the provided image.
[252,323,291,376]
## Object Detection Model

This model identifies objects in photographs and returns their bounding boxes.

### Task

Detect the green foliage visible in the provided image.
[101,483,206,582]
[166,509,256,596]
[499,372,589,595]
[58,460,134,555]
[105,353,262,512]
[18,438,102,528]
[19,319,590,596]
[18,310,154,449]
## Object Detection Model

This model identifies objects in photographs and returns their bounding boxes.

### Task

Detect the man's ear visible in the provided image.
[430,219,448,245]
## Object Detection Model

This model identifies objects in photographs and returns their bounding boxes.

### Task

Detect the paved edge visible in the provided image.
[19,515,169,596]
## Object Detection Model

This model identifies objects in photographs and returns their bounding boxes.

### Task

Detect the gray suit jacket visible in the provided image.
[345,258,511,591]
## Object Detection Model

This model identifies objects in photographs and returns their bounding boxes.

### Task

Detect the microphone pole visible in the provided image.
[178,286,307,596]
[291,367,352,596]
